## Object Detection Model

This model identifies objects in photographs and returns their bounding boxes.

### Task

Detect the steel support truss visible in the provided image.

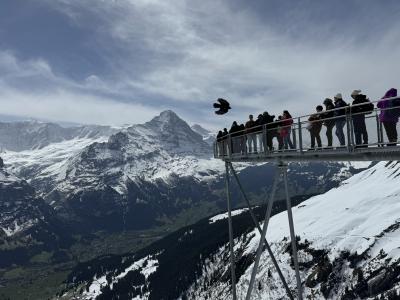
[224,161,302,300]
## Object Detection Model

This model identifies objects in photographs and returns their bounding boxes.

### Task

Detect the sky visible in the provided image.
[1,0,400,130]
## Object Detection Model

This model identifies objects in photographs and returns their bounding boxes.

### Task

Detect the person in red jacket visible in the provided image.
[281,110,295,149]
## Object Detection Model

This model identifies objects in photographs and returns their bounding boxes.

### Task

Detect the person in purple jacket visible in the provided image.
[377,88,399,146]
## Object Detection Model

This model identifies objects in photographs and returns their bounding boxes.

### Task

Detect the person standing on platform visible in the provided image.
[282,110,295,149]
[333,93,348,146]
[350,90,374,147]
[377,88,400,146]
[255,114,265,152]
[308,105,323,149]
[245,114,257,153]
[229,121,240,153]
[322,98,335,148]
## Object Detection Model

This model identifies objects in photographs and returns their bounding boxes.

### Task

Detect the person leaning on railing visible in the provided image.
[350,90,374,148]
[255,114,265,152]
[333,93,349,146]
[281,110,295,149]
[229,121,240,154]
[307,105,323,149]
[263,112,278,150]
[322,98,335,148]
[377,88,400,146]
[245,114,257,153]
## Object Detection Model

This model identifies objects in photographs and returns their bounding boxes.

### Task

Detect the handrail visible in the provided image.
[216,96,400,142]
[214,96,400,161]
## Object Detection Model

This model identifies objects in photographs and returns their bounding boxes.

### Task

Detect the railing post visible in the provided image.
[375,111,381,146]
[263,125,268,156]
[292,125,297,150]
[244,132,248,156]
[346,112,353,152]
[228,135,232,158]
[297,118,303,153]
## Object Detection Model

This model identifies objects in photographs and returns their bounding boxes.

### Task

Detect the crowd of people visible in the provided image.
[216,88,400,155]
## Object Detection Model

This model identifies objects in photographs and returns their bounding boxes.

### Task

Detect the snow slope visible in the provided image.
[2,137,108,194]
[187,161,400,299]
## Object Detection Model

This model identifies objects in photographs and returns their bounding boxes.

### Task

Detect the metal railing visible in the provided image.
[214,96,400,161]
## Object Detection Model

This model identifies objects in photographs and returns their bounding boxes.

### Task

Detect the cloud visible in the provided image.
[0,51,160,125]
[2,0,400,130]
[0,86,160,126]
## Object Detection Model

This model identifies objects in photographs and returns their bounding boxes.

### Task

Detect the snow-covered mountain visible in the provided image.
[1,111,368,233]
[191,124,215,146]
[0,120,117,151]
[59,161,400,300]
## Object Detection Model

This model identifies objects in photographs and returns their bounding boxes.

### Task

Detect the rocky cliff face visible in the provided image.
[0,168,71,268]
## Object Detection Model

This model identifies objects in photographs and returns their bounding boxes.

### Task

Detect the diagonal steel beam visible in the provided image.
[225,162,237,300]
[228,162,293,300]
[245,168,281,300]
[282,165,303,300]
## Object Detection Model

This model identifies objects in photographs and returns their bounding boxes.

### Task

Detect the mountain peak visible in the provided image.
[157,110,181,122]
[146,110,189,130]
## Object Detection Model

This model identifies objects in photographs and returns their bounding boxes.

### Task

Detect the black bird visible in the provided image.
[213,98,231,115]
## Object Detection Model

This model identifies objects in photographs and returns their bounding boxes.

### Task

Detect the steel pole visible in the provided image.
[228,163,294,300]
[225,162,237,300]
[282,165,303,300]
[297,118,303,154]
[245,169,280,300]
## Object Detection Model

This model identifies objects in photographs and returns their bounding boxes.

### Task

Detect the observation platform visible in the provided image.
[214,96,400,300]
[214,96,400,163]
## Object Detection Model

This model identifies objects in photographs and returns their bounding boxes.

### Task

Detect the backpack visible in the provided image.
[390,98,400,117]
[363,101,374,114]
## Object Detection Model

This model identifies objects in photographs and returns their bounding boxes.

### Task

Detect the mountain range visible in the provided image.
[1,111,365,234]
[0,110,374,299]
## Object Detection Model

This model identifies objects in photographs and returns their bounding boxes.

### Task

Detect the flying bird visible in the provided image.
[213,98,231,115]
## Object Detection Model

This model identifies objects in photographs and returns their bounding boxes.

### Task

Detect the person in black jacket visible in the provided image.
[216,130,224,156]
[333,93,348,146]
[229,121,240,153]
[222,128,229,155]
[350,90,373,147]
[322,98,335,147]
[238,123,246,153]
[263,112,282,150]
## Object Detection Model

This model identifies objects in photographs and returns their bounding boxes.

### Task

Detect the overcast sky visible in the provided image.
[1,0,400,130]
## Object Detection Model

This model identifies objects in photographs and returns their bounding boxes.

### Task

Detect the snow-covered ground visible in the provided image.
[188,161,400,299]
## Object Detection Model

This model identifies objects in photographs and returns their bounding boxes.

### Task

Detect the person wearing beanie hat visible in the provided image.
[333,93,348,146]
[334,93,343,100]
[351,90,362,98]
[322,98,335,147]
[350,90,374,147]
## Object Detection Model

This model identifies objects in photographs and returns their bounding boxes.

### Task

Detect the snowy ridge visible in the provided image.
[0,120,118,151]
[209,208,250,224]
[187,161,400,299]
[2,137,108,194]
[80,255,159,300]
